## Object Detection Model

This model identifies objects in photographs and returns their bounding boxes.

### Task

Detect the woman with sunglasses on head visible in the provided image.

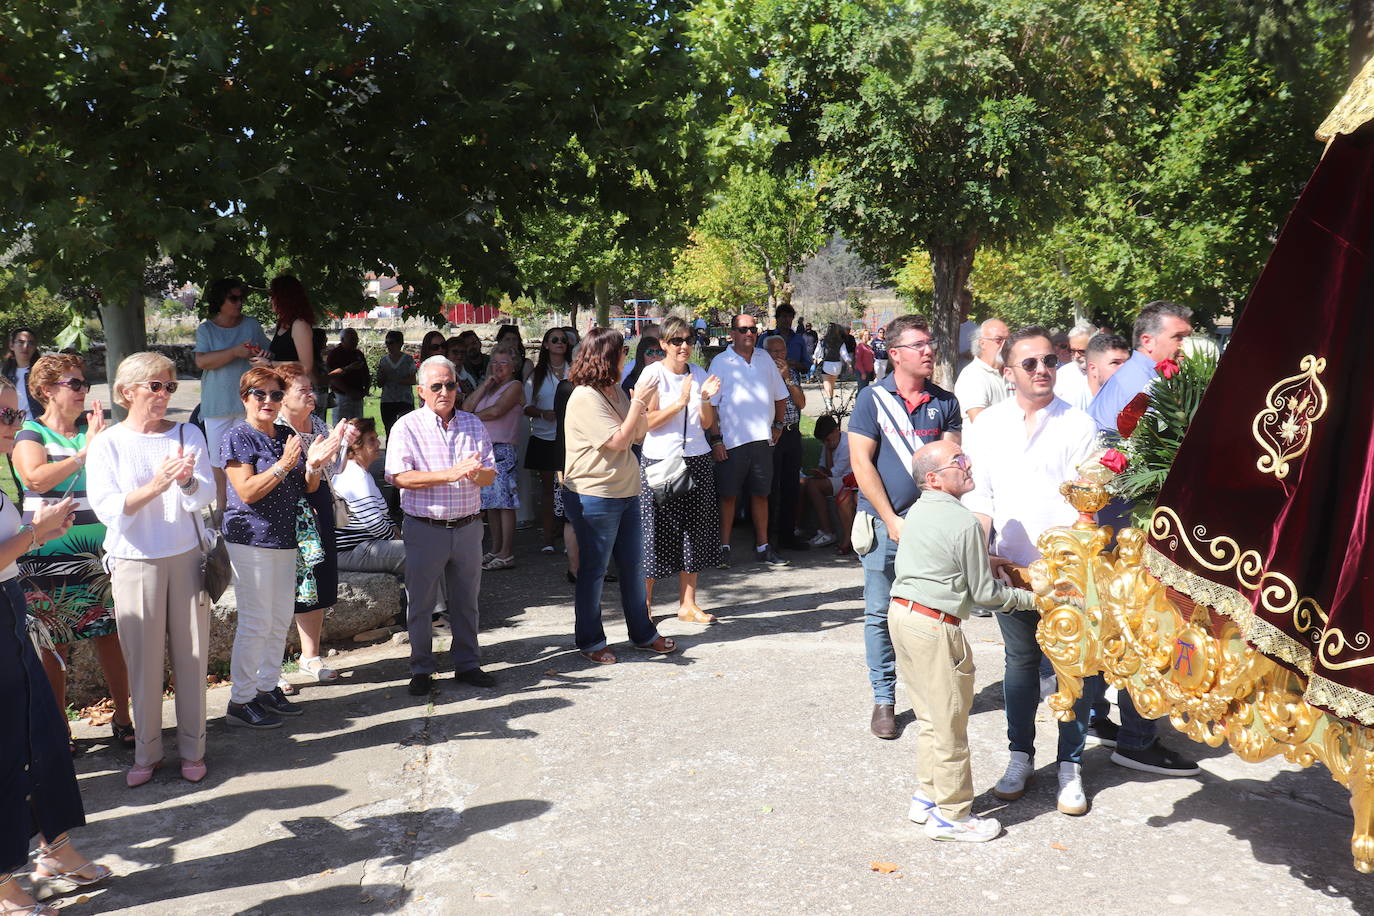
[2,327,39,418]
[12,353,133,754]
[273,363,349,692]
[85,353,214,787]
[636,317,723,624]
[0,377,113,915]
[523,328,570,553]
[220,368,335,729]
[465,344,525,570]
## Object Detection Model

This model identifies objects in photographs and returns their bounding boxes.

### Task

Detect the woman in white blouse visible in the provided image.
[86,353,215,788]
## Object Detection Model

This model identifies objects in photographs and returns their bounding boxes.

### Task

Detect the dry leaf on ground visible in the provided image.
[869,861,901,874]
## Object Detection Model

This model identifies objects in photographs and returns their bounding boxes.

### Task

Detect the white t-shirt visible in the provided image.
[639,362,710,460]
[825,434,852,481]
[953,357,1011,425]
[85,422,216,560]
[1053,361,1092,412]
[333,460,396,551]
[0,491,19,580]
[524,368,564,441]
[708,345,789,449]
[15,367,29,416]
[960,397,1098,567]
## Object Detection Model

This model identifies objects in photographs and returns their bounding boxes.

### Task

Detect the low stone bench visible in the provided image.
[61,571,404,709]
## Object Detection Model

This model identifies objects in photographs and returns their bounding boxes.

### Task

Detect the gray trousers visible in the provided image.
[402,516,481,675]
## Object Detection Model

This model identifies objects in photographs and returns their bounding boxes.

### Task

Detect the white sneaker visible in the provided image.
[924,812,1002,843]
[809,531,837,548]
[907,791,936,824]
[993,751,1034,800]
[1057,761,1088,816]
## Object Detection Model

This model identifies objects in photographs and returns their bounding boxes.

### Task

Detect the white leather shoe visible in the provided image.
[1057,761,1088,815]
[993,751,1034,800]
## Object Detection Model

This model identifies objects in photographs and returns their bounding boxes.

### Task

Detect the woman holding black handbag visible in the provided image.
[637,316,722,624]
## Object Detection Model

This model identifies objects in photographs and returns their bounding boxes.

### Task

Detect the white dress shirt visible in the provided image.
[953,357,1011,425]
[961,396,1098,567]
[708,345,788,449]
[1053,360,1092,412]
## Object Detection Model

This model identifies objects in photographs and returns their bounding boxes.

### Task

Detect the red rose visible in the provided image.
[1100,449,1128,474]
[1155,358,1180,379]
[1116,391,1149,437]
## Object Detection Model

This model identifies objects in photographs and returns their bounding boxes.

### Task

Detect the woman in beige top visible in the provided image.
[561,328,676,665]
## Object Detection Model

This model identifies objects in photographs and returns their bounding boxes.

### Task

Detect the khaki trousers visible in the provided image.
[889,601,976,821]
[111,548,210,767]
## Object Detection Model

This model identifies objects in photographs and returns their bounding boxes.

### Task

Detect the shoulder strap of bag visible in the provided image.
[180,424,210,546]
[871,387,919,480]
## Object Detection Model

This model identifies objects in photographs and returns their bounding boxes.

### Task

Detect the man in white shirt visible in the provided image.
[707,314,791,569]
[1051,324,1094,411]
[952,318,1009,425]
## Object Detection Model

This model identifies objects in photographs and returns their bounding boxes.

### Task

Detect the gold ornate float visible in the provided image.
[1029,480,1374,874]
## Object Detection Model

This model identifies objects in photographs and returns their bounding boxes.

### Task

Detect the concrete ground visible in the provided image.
[54,529,1369,916]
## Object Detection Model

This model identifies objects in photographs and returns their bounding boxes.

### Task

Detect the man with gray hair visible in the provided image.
[952,318,1009,425]
[1089,301,1193,436]
[1052,323,1095,411]
[385,355,498,696]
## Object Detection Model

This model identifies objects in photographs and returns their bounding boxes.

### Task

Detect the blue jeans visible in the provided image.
[997,609,1090,763]
[562,491,659,653]
[860,517,900,705]
[1080,674,1157,751]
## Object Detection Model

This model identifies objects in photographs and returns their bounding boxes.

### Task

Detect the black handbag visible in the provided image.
[180,425,232,601]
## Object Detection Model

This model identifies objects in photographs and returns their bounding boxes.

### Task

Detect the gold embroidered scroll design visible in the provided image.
[1252,354,1328,480]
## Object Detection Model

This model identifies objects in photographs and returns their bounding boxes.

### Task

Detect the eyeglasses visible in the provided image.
[666,336,691,347]
[1017,354,1061,372]
[136,380,179,394]
[890,340,935,352]
[1069,348,1087,357]
[933,455,972,473]
[427,381,458,392]
[294,387,316,399]
[0,407,26,426]
[54,378,90,393]
[247,388,286,402]
[645,349,666,358]
[733,325,758,335]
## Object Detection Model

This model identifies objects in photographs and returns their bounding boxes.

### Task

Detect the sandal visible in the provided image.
[677,607,717,625]
[111,718,135,749]
[300,656,338,682]
[31,836,112,896]
[633,636,677,655]
[0,874,57,916]
[276,676,297,696]
[579,648,617,665]
[481,555,515,571]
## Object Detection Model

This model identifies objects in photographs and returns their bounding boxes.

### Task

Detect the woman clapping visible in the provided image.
[86,354,214,786]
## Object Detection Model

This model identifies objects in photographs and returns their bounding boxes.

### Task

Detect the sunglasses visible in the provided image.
[0,407,26,426]
[547,337,566,344]
[1017,354,1061,372]
[136,380,179,394]
[645,349,666,358]
[934,455,972,473]
[247,388,286,402]
[427,381,458,392]
[733,326,758,334]
[54,378,91,393]
[665,336,691,347]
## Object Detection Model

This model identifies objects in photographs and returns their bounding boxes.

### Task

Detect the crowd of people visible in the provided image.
[2,274,1212,909]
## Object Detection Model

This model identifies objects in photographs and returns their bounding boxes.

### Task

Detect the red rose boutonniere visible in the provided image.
[1099,448,1128,474]
[1155,358,1180,379]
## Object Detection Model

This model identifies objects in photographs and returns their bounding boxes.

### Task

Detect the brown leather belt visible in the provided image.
[406,513,478,530]
[891,596,961,627]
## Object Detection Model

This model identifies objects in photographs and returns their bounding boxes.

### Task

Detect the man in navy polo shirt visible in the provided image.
[849,314,962,739]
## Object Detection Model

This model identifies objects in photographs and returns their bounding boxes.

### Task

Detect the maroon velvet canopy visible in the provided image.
[1146,123,1374,727]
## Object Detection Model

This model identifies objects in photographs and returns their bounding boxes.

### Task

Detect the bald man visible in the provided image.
[953,319,1010,425]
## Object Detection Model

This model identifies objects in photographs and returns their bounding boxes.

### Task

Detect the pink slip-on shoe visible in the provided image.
[126,760,163,788]
[180,759,208,783]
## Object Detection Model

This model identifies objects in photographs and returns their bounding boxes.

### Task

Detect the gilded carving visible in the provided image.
[1251,354,1328,480]
[1032,490,1374,872]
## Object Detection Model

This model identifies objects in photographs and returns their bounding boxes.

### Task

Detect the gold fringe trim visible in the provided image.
[1318,53,1374,141]
[1144,544,1374,727]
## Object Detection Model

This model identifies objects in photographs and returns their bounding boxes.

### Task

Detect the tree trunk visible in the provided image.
[99,288,148,420]
[593,278,611,328]
[568,301,580,331]
[1354,0,1374,78]
[929,237,978,389]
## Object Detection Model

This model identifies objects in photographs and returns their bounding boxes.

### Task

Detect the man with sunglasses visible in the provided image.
[195,277,272,516]
[706,314,792,568]
[849,314,961,739]
[384,356,498,696]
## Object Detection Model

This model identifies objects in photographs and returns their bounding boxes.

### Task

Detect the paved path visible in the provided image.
[62,532,1367,915]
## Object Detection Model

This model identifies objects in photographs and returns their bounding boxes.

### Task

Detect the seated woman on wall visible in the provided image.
[334,418,404,577]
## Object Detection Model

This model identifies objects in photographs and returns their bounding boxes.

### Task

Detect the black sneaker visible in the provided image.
[1110,741,1199,776]
[226,700,282,729]
[756,547,790,568]
[717,545,732,570]
[256,687,303,717]
[1085,717,1119,749]
[454,667,496,688]
[408,674,434,696]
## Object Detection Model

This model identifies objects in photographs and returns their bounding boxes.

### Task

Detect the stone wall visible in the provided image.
[61,571,403,709]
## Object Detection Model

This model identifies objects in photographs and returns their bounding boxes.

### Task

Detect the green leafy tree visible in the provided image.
[665,228,768,317]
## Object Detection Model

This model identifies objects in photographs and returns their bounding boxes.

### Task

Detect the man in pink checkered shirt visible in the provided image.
[385,355,497,696]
